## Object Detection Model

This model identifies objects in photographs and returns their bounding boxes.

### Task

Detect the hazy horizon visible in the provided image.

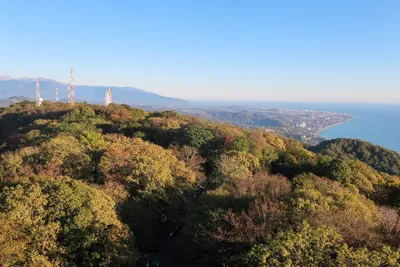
[2,73,400,105]
[1,0,399,103]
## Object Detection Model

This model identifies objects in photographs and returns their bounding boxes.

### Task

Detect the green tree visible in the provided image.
[99,137,195,197]
[291,174,380,246]
[184,124,214,149]
[38,135,92,180]
[244,222,400,267]
[0,177,136,266]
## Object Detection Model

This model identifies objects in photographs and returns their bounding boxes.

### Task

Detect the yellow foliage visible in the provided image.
[231,151,261,174]
[214,123,245,139]
[263,132,286,150]
[292,174,380,245]
[99,137,196,196]
[0,178,136,266]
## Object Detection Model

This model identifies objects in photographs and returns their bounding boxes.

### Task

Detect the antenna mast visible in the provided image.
[69,68,75,106]
[36,78,41,107]
[104,88,112,107]
[56,87,59,103]
[67,84,71,104]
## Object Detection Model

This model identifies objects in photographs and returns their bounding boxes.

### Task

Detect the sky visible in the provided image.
[1,0,399,103]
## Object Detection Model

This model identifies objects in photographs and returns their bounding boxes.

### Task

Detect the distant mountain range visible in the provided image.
[0,75,188,107]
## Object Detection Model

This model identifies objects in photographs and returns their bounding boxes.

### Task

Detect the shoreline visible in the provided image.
[316,116,354,136]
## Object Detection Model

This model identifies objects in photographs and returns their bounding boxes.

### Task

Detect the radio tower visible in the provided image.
[67,83,71,104]
[104,88,112,107]
[35,78,41,107]
[68,68,75,105]
[56,87,59,103]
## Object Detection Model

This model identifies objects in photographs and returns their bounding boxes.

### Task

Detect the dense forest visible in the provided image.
[313,138,400,176]
[0,101,400,266]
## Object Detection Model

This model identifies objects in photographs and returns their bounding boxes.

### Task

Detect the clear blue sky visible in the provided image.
[1,0,399,103]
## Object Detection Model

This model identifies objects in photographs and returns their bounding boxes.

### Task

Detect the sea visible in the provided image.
[193,101,400,153]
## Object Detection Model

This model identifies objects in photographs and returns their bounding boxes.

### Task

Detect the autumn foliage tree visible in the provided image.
[1,103,400,266]
[99,136,195,197]
[0,177,136,267]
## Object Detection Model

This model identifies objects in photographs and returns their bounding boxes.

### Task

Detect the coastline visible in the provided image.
[317,116,354,136]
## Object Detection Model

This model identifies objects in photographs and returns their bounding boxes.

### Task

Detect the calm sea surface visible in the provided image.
[317,104,400,153]
[194,101,400,153]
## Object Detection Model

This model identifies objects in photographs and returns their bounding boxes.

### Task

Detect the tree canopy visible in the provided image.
[0,101,399,266]
[0,177,136,266]
[313,138,400,175]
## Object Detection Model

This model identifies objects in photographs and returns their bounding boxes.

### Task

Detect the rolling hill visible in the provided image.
[312,138,400,175]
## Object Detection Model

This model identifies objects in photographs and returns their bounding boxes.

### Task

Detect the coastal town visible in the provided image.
[269,109,354,144]
[172,106,354,145]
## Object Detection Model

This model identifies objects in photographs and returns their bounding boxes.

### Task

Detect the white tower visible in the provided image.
[104,88,112,107]
[56,87,59,103]
[67,84,71,104]
[68,68,75,106]
[35,78,41,107]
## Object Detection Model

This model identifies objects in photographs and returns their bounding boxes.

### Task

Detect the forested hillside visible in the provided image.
[313,138,400,176]
[1,101,400,266]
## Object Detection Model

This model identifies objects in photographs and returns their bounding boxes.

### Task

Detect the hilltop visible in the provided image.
[313,138,400,175]
[0,75,188,107]
[0,101,399,266]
